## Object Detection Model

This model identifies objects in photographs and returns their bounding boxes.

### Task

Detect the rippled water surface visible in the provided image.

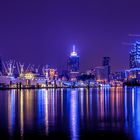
[0,87,139,139]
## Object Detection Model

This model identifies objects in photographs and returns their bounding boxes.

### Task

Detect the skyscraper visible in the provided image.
[129,41,140,68]
[102,57,111,81]
[67,45,80,81]
[67,45,79,72]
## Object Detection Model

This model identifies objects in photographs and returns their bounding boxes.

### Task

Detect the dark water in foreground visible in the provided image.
[0,87,139,139]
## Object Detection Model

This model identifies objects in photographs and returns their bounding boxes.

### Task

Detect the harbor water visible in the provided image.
[0,87,139,139]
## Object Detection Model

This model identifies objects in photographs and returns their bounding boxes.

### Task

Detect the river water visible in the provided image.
[0,87,139,139]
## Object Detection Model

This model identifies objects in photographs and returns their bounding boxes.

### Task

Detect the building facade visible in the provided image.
[129,41,140,68]
[102,57,111,81]
[95,66,108,83]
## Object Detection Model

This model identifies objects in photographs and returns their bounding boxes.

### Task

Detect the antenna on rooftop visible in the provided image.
[73,45,75,52]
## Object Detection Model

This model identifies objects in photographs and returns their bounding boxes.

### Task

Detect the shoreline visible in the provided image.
[0,86,95,90]
[1,83,139,90]
[0,85,123,90]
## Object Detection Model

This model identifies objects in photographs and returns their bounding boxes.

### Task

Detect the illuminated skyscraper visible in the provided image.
[129,41,140,68]
[67,45,79,72]
[67,45,80,81]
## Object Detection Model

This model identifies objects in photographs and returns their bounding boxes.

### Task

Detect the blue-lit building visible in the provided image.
[125,68,140,82]
[67,45,80,81]
[129,41,140,68]
[113,70,126,81]
[125,41,140,81]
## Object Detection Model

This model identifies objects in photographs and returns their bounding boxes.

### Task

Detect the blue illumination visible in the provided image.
[124,86,128,129]
[68,45,80,72]
[66,89,80,140]
[134,87,140,140]
[89,89,93,116]
[130,41,140,68]
[37,89,46,129]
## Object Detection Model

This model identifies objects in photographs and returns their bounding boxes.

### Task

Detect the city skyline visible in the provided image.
[1,0,140,71]
[0,40,138,73]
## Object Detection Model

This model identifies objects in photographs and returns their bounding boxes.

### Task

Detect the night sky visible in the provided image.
[0,0,140,72]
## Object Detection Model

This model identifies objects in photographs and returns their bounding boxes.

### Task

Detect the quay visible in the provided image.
[0,84,120,90]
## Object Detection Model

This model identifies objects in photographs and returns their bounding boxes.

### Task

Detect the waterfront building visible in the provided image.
[17,72,46,87]
[113,70,126,81]
[129,41,140,68]
[0,76,16,85]
[44,68,58,81]
[95,66,108,83]
[125,68,140,81]
[61,70,69,80]
[67,45,80,81]
[123,41,140,82]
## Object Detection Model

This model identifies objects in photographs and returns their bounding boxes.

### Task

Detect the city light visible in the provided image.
[25,72,34,80]
[70,45,78,56]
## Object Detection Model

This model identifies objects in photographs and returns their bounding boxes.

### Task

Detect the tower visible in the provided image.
[67,45,79,72]
[102,57,111,81]
[67,45,80,81]
[129,41,140,68]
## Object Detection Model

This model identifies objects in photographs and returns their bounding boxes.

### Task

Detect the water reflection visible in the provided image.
[8,90,16,135]
[20,90,24,137]
[0,87,140,139]
[69,89,79,140]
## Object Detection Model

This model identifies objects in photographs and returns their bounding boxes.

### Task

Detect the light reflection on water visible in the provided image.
[8,90,16,135]
[0,87,140,139]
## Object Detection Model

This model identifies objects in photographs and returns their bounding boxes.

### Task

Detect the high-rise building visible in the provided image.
[67,45,80,81]
[67,45,79,72]
[102,57,111,81]
[95,66,107,82]
[129,41,140,68]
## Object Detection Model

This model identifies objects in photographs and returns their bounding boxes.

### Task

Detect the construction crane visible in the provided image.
[2,59,16,77]
[16,62,25,77]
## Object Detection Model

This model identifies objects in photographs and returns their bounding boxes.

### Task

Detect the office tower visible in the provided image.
[102,56,111,81]
[129,41,140,68]
[67,45,79,72]
[67,45,80,81]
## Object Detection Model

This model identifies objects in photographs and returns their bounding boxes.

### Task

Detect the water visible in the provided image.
[0,87,139,139]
